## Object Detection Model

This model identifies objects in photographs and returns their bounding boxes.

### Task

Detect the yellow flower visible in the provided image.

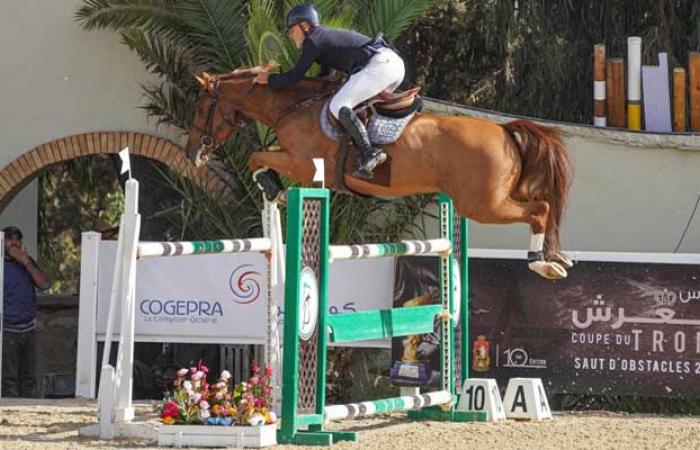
[228,407,237,416]
[162,416,176,425]
[211,405,221,415]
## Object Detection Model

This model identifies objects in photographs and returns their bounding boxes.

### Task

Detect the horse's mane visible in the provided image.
[214,65,341,92]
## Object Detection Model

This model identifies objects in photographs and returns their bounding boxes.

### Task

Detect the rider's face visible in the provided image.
[288,23,305,49]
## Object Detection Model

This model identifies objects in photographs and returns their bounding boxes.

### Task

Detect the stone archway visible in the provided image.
[0,131,227,213]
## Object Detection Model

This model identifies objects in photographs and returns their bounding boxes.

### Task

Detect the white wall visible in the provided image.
[0,0,162,254]
[425,100,700,254]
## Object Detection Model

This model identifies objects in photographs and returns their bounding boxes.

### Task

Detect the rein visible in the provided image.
[273,83,337,127]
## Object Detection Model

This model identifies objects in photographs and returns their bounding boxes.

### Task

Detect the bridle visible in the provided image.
[190,74,337,164]
[191,79,256,156]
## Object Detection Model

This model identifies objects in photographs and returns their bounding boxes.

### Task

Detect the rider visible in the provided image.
[255,4,405,180]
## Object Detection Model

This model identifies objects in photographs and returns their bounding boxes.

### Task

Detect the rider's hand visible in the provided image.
[254,71,270,84]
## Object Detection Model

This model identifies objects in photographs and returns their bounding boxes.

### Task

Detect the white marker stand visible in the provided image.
[455,379,505,422]
[503,378,551,421]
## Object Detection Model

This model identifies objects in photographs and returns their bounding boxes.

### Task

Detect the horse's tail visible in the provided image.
[502,119,573,249]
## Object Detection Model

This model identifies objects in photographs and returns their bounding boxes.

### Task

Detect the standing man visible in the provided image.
[2,226,49,397]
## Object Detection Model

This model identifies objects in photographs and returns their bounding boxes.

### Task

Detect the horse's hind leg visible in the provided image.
[470,198,568,280]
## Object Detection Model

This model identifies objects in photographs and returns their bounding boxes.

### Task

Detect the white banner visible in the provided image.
[96,242,394,346]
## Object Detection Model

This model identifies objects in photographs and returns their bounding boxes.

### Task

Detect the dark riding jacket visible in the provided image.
[269,26,383,89]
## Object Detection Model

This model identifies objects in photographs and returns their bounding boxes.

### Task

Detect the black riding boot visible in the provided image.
[338,107,387,179]
[252,168,284,202]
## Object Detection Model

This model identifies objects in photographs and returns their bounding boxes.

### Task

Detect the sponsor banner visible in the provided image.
[96,242,394,346]
[469,259,700,398]
[96,242,272,343]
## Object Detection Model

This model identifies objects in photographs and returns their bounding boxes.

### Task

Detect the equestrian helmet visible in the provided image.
[286,4,320,30]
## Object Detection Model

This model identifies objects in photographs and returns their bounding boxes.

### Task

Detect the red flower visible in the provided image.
[264,366,273,377]
[162,400,179,418]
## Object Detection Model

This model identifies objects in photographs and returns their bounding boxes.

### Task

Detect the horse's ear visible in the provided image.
[194,74,207,87]
[202,72,214,82]
[264,60,280,70]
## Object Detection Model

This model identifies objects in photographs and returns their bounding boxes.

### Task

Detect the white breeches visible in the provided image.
[329,48,405,119]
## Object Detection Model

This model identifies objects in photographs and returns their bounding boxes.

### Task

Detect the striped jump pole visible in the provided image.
[324,390,452,421]
[137,238,272,258]
[329,239,451,261]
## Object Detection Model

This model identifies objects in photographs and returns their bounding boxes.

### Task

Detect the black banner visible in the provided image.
[469,259,700,398]
[391,256,700,398]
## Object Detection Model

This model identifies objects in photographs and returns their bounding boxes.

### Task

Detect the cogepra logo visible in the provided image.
[229,264,262,305]
[139,299,223,325]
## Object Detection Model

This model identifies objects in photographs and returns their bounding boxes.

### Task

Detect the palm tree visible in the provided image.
[75,0,434,243]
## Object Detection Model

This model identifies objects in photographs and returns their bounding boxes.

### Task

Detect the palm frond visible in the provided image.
[141,82,197,129]
[175,0,249,72]
[245,0,284,66]
[120,29,196,87]
[359,0,432,40]
[75,0,185,34]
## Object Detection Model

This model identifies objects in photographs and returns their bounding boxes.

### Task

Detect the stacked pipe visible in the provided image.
[593,39,700,133]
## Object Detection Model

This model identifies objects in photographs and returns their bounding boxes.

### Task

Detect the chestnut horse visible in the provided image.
[185,65,573,279]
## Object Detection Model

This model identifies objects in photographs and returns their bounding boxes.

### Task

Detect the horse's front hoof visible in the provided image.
[528,260,567,280]
[253,168,285,202]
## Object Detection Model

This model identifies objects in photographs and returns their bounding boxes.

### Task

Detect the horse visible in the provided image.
[185,64,574,279]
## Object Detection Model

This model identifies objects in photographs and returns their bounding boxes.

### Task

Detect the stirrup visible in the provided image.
[353,150,387,179]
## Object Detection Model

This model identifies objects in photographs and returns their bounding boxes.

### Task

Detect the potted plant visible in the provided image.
[158,362,277,448]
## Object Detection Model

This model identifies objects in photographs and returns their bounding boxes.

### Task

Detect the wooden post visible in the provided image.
[673,68,687,132]
[594,44,607,126]
[689,52,700,132]
[606,59,626,128]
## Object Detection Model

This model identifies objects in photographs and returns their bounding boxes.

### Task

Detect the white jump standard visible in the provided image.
[80,178,283,440]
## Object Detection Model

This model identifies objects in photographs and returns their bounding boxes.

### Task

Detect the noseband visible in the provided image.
[192,79,256,151]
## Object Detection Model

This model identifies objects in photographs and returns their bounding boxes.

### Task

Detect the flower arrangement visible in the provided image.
[160,361,276,427]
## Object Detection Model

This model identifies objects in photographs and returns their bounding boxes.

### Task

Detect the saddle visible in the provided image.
[320,87,423,194]
[373,86,422,112]
[322,86,423,139]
